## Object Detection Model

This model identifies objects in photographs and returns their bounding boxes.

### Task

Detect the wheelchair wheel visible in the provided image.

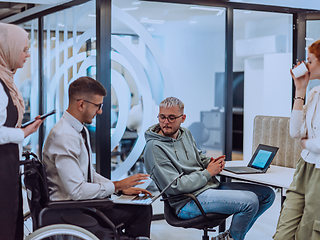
[25,224,99,240]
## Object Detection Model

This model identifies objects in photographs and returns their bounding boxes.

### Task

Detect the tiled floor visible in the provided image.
[150,189,281,240]
[23,150,283,239]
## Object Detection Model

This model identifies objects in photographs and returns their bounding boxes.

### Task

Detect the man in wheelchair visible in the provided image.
[42,76,152,239]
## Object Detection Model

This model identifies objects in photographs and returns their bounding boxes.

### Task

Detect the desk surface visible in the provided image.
[219,161,296,189]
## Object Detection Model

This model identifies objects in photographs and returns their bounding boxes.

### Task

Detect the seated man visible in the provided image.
[143,97,275,240]
[43,76,152,239]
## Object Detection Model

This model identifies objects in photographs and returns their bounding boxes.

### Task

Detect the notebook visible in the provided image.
[113,172,183,205]
[223,144,279,174]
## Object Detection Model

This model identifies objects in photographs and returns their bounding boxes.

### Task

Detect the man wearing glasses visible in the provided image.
[143,97,275,240]
[43,76,152,239]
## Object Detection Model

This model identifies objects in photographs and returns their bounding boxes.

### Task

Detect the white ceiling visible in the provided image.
[230,0,320,10]
[0,0,68,4]
[0,0,320,10]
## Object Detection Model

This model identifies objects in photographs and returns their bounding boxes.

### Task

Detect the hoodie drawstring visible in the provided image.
[172,138,189,160]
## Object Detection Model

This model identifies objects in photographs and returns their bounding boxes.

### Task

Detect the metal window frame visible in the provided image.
[3,0,318,177]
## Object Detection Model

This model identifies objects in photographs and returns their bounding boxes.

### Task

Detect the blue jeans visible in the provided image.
[177,182,275,240]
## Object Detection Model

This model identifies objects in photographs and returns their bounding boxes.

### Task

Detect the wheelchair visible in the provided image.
[21,151,130,240]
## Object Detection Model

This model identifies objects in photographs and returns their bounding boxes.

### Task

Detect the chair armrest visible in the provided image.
[47,198,114,209]
[161,193,210,221]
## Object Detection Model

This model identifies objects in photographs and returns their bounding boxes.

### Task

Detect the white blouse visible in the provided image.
[290,86,320,168]
[0,82,24,157]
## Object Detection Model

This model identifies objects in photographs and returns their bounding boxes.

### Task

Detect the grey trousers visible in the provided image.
[273,158,320,240]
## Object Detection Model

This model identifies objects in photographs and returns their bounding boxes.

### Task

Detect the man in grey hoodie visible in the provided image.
[144,97,275,240]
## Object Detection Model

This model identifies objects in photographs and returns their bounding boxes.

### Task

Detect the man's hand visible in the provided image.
[209,155,226,163]
[207,155,225,176]
[113,173,149,191]
[122,187,152,196]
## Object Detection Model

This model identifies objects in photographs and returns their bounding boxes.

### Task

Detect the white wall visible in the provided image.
[161,29,226,127]
[243,53,292,162]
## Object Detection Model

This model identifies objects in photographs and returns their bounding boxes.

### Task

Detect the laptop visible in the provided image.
[113,172,183,205]
[223,144,279,174]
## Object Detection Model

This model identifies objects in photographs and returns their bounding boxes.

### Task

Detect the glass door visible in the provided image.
[306,15,320,92]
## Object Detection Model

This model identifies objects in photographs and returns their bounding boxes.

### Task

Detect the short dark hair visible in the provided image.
[68,76,107,101]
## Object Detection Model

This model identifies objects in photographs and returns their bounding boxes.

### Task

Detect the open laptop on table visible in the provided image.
[113,172,183,205]
[223,144,279,174]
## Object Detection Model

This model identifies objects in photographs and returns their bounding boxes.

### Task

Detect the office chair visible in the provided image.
[188,122,209,152]
[160,192,231,240]
[21,151,126,240]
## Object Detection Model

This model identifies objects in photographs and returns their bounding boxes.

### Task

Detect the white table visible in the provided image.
[219,161,296,205]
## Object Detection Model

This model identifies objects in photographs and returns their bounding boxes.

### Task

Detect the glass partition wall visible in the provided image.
[42,1,97,161]
[12,0,302,181]
[233,10,293,161]
[17,19,39,154]
[111,0,226,183]
[306,20,320,91]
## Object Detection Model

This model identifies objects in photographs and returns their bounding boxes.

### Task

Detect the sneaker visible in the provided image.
[211,230,234,240]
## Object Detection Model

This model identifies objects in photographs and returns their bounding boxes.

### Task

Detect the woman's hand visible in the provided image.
[300,138,308,149]
[122,187,152,196]
[21,116,44,138]
[290,62,310,92]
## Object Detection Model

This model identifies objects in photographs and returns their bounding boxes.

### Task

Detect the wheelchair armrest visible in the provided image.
[161,193,210,222]
[47,198,114,209]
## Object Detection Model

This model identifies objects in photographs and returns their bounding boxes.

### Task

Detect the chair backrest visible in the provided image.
[22,153,49,230]
[252,115,302,168]
[188,122,209,148]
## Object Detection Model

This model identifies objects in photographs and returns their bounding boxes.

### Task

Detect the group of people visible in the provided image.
[1,21,320,240]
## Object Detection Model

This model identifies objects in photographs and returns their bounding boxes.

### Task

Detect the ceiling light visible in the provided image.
[132,1,141,5]
[305,37,314,41]
[244,11,252,14]
[88,14,96,18]
[121,7,139,11]
[189,6,224,16]
[147,28,154,31]
[190,20,197,24]
[58,23,65,27]
[140,17,165,24]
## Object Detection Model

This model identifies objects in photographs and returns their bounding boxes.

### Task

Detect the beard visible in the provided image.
[160,125,179,137]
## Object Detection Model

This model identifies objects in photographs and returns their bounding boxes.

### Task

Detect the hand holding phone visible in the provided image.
[21,109,56,128]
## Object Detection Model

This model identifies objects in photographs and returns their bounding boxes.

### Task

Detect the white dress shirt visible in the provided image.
[43,111,115,201]
[290,86,320,168]
[0,82,24,157]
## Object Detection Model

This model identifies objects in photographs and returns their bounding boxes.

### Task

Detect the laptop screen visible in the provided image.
[248,144,279,171]
[251,149,272,169]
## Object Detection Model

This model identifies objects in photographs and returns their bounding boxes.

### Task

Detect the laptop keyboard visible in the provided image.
[131,194,154,203]
[225,166,263,173]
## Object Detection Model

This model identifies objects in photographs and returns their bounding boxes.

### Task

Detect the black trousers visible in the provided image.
[100,204,152,238]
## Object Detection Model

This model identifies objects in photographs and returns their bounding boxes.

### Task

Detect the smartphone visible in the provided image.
[21,109,56,128]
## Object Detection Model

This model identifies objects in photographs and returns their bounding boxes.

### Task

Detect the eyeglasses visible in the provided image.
[157,114,183,123]
[77,99,103,110]
[23,47,30,54]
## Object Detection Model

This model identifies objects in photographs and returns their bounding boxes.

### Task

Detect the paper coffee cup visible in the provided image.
[292,62,308,78]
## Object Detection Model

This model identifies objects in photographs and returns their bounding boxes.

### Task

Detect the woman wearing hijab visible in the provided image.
[0,23,44,240]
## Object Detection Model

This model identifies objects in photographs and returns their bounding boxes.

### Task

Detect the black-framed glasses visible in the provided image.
[157,114,183,123]
[77,99,103,110]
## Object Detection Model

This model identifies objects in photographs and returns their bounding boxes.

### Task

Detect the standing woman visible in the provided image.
[0,23,44,239]
[273,40,320,240]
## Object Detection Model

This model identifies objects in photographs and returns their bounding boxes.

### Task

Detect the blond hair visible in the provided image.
[159,97,184,113]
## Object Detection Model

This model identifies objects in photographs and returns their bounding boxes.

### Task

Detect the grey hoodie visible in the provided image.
[144,124,220,214]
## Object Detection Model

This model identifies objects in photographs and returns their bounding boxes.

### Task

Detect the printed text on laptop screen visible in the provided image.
[251,150,272,168]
